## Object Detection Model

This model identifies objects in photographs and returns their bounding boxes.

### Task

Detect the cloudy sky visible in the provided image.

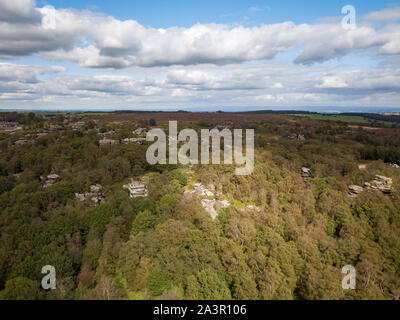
[1,0,400,111]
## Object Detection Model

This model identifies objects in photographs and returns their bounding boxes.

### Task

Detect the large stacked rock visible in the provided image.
[246,205,262,212]
[289,133,305,141]
[200,198,230,220]
[133,128,147,136]
[99,138,118,145]
[348,185,364,197]
[36,133,48,138]
[185,183,230,219]
[75,184,105,205]
[213,125,229,131]
[365,175,393,194]
[192,183,214,197]
[0,122,24,132]
[14,139,30,146]
[301,167,312,181]
[349,175,393,197]
[122,137,146,145]
[123,180,148,198]
[47,124,64,132]
[200,199,218,220]
[72,121,85,131]
[41,174,61,188]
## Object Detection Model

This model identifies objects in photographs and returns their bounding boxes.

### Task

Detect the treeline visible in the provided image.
[0,112,43,125]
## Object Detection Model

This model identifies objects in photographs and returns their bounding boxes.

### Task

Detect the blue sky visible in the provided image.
[0,0,400,111]
[41,0,387,27]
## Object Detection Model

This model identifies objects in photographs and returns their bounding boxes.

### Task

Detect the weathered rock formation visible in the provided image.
[245,205,262,212]
[349,175,393,197]
[185,183,230,219]
[41,174,61,188]
[99,138,118,145]
[348,185,364,197]
[366,175,393,194]
[75,184,105,205]
[123,180,148,198]
[14,139,30,146]
[289,133,305,141]
[0,122,24,132]
[192,183,214,197]
[122,137,146,145]
[47,124,64,132]
[133,128,147,136]
[301,167,312,181]
[71,122,85,131]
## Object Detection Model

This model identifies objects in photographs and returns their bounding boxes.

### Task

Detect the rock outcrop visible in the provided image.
[133,128,147,136]
[99,138,118,145]
[349,175,393,197]
[71,122,85,131]
[246,205,262,212]
[301,167,312,181]
[185,183,230,219]
[123,180,148,198]
[122,137,146,145]
[192,183,214,197]
[366,175,393,194]
[41,174,61,188]
[75,184,105,205]
[14,139,30,146]
[200,199,218,220]
[0,122,24,132]
[348,185,364,197]
[289,133,305,141]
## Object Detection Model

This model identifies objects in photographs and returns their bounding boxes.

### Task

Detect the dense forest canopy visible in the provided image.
[0,111,399,300]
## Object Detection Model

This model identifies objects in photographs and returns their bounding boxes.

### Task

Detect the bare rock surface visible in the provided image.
[99,138,118,145]
[185,183,230,219]
[301,167,312,181]
[133,128,147,136]
[123,179,148,198]
[289,133,305,141]
[349,175,393,197]
[41,174,61,188]
[349,185,364,197]
[122,137,146,145]
[75,184,105,205]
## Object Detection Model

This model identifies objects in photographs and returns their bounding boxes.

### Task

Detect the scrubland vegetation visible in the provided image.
[0,111,399,300]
